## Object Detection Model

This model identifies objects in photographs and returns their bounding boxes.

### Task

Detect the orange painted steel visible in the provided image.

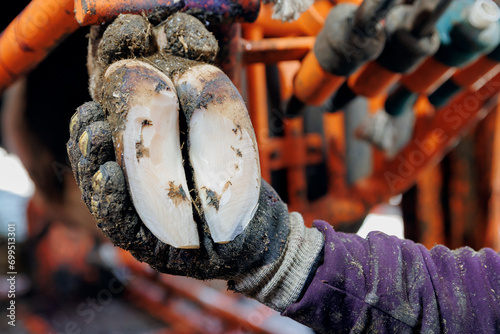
[410,108,498,250]
[75,0,181,25]
[486,101,500,251]
[447,134,479,249]
[272,59,324,214]
[293,51,346,106]
[243,25,272,183]
[266,134,323,170]
[348,61,402,98]
[250,1,332,37]
[283,117,308,212]
[250,4,305,37]
[336,0,363,4]
[241,36,314,64]
[402,56,456,94]
[376,79,499,196]
[76,0,262,26]
[416,165,445,249]
[451,55,500,88]
[294,0,331,36]
[300,73,500,225]
[276,60,301,100]
[0,0,79,94]
[471,111,496,249]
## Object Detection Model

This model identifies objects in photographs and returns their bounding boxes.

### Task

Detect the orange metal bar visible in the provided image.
[274,60,320,213]
[470,110,496,249]
[277,60,301,100]
[416,165,445,248]
[250,4,305,37]
[486,101,500,251]
[295,0,331,36]
[250,1,332,37]
[452,56,500,88]
[76,0,262,26]
[302,112,355,225]
[241,36,314,64]
[336,0,363,4]
[348,61,402,98]
[266,135,324,170]
[373,72,500,198]
[243,25,272,183]
[0,0,80,93]
[75,0,182,25]
[402,56,456,94]
[324,112,346,192]
[447,135,479,249]
[293,51,345,105]
[284,118,308,212]
[302,73,500,226]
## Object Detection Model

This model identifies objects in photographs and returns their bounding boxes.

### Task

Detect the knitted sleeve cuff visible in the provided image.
[229,212,324,312]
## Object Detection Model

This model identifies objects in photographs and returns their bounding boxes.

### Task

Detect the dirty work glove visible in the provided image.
[67,13,324,311]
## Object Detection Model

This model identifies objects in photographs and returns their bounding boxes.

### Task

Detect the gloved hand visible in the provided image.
[67,12,323,311]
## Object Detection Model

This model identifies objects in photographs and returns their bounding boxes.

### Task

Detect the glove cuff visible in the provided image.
[229,212,324,312]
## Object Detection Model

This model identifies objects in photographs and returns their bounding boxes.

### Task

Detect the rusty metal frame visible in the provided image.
[239,2,500,231]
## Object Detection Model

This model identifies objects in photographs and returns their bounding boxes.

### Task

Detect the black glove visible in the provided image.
[67,12,323,311]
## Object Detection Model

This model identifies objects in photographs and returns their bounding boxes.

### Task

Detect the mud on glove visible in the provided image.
[67,12,324,311]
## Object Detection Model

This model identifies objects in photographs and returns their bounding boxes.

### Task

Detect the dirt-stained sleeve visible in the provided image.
[283,220,500,333]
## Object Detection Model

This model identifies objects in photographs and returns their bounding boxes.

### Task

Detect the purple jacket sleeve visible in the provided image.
[283,221,500,333]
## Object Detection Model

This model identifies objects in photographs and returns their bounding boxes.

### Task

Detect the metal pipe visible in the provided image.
[75,0,261,26]
[0,0,79,94]
[287,0,398,116]
[429,44,500,107]
[486,99,500,251]
[75,0,185,25]
[241,37,315,64]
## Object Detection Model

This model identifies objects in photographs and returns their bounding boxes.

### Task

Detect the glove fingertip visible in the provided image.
[97,162,127,194]
[82,121,114,163]
[90,162,142,249]
[70,102,105,140]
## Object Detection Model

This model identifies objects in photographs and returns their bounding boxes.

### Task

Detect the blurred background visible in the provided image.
[1,0,499,333]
